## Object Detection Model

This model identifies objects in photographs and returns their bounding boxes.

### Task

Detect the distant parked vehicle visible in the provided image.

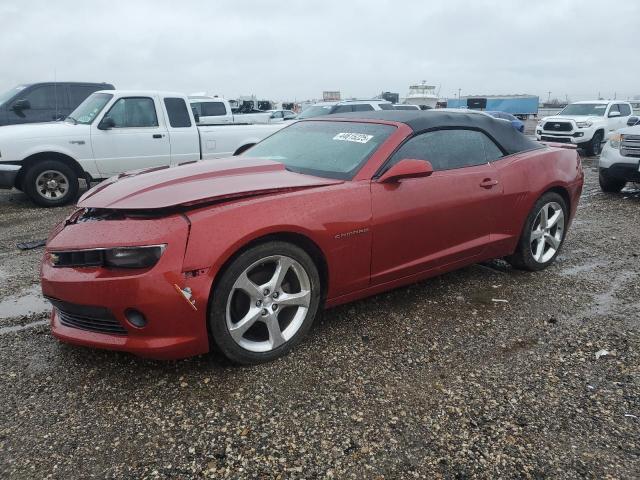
[598,123,640,192]
[297,99,393,119]
[447,94,539,119]
[0,82,114,127]
[393,104,421,111]
[0,90,286,206]
[485,111,525,133]
[189,96,276,125]
[267,109,297,121]
[535,101,633,156]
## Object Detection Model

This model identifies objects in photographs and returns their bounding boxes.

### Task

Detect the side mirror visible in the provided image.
[12,99,31,111]
[608,110,621,118]
[627,116,639,126]
[378,159,434,183]
[98,116,116,130]
[193,111,200,123]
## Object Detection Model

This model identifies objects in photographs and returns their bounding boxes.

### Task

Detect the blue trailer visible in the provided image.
[446,94,539,119]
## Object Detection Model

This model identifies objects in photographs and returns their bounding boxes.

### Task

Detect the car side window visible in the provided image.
[22,85,58,109]
[353,104,374,112]
[69,86,99,107]
[164,97,192,128]
[387,129,503,172]
[608,104,620,116]
[202,101,227,116]
[378,103,394,110]
[104,97,158,128]
[332,105,353,113]
[619,104,631,116]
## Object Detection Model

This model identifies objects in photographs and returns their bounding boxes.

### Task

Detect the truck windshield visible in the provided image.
[559,104,607,116]
[0,85,27,107]
[243,121,396,180]
[67,93,113,124]
[297,105,333,119]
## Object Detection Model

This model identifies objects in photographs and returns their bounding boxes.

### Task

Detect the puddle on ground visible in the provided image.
[0,319,48,335]
[560,261,605,277]
[0,284,51,321]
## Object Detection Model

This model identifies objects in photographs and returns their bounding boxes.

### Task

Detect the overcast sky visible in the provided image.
[1,0,638,102]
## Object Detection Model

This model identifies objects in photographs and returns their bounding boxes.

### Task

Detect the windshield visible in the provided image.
[67,93,113,124]
[0,85,27,107]
[297,105,333,119]
[558,103,607,117]
[243,121,395,180]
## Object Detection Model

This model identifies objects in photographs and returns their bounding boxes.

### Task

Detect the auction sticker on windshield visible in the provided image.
[333,133,374,143]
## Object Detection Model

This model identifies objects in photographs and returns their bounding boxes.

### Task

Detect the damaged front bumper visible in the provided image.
[0,164,20,189]
[40,211,212,360]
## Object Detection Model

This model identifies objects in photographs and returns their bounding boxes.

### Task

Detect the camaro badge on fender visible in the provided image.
[335,228,369,240]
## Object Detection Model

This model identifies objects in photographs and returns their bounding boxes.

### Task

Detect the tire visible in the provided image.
[209,241,322,364]
[507,192,568,271]
[598,169,626,193]
[23,160,79,207]
[586,131,603,156]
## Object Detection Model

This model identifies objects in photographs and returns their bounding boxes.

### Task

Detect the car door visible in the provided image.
[90,95,171,177]
[606,104,623,134]
[370,128,504,285]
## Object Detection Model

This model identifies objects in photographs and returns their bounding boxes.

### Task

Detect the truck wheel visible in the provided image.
[598,169,626,193]
[23,160,79,207]
[586,131,603,156]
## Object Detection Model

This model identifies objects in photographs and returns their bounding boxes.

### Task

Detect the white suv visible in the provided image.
[535,101,633,156]
[298,100,393,119]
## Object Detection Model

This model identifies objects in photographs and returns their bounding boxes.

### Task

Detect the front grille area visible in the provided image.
[48,298,127,335]
[621,134,640,158]
[541,136,571,143]
[543,121,573,132]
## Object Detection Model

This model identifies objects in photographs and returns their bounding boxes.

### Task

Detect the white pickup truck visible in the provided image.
[189,96,285,125]
[0,90,286,206]
[535,100,633,156]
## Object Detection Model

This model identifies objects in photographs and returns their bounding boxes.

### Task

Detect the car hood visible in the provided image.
[77,157,344,210]
[616,125,640,135]
[541,115,601,123]
[0,121,90,140]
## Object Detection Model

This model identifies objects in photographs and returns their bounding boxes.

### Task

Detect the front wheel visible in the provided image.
[598,169,626,193]
[23,160,79,207]
[507,192,567,271]
[209,242,321,364]
[586,131,603,156]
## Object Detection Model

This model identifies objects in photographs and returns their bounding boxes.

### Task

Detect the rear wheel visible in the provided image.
[598,169,626,193]
[23,160,79,207]
[209,242,321,364]
[507,192,567,271]
[586,131,603,156]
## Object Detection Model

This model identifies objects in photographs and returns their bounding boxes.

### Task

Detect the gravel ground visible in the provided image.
[0,156,638,479]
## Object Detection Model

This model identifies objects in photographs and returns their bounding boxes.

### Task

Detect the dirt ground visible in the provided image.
[0,155,638,479]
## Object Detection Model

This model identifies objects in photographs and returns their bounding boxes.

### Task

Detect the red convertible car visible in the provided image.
[41,111,583,363]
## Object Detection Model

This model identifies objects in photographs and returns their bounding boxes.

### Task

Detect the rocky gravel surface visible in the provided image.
[0,156,638,479]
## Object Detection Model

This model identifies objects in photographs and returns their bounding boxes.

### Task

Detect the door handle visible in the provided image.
[152,134,164,139]
[479,178,499,188]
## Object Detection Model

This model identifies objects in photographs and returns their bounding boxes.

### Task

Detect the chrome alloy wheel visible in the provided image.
[530,201,565,263]
[225,255,312,353]
[35,170,69,200]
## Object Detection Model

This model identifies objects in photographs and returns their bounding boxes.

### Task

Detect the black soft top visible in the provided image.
[321,110,542,155]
